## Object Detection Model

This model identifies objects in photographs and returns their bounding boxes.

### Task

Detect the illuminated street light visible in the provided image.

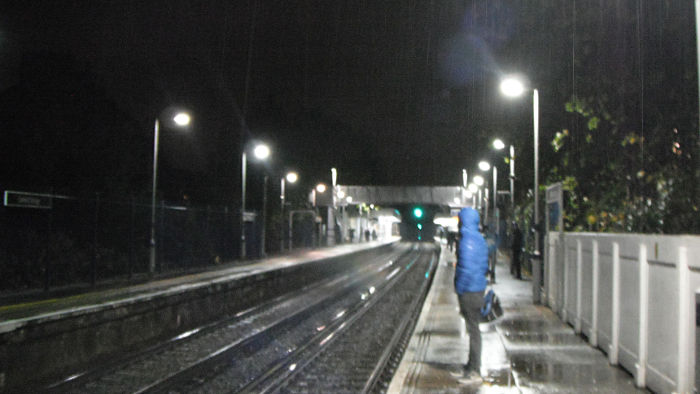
[346,196,353,203]
[253,143,270,160]
[316,183,327,193]
[500,74,542,302]
[241,141,271,259]
[478,161,491,171]
[173,112,191,126]
[500,77,525,97]
[280,171,299,252]
[473,175,485,186]
[492,138,516,232]
[150,111,191,276]
[493,138,506,151]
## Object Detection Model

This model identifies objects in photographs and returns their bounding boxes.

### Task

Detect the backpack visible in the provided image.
[480,288,503,322]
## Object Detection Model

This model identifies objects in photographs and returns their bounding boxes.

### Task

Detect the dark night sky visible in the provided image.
[0,1,696,207]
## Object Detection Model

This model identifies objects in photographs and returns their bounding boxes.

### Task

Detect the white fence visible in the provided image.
[544,232,700,393]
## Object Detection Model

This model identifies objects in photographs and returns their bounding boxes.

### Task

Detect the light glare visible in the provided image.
[173,112,191,126]
[286,172,298,183]
[500,77,525,97]
[253,144,270,160]
[316,183,327,193]
[493,139,505,150]
[473,175,485,186]
[468,184,478,193]
[478,161,491,171]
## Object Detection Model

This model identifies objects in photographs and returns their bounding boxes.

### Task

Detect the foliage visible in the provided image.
[536,1,700,235]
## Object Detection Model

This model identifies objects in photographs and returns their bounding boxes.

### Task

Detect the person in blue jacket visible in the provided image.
[454,207,489,382]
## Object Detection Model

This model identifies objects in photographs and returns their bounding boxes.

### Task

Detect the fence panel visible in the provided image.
[1,194,240,294]
[544,232,700,393]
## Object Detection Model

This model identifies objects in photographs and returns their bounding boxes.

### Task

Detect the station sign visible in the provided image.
[3,190,53,209]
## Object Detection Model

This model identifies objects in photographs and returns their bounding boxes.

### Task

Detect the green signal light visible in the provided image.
[417,223,423,230]
[413,207,423,219]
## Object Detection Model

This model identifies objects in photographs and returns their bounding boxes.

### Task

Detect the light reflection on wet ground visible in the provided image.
[389,249,648,393]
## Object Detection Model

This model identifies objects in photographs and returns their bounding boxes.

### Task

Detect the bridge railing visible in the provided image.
[543,231,700,393]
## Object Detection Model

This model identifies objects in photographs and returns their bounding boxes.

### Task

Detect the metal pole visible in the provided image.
[509,145,515,216]
[261,175,268,257]
[149,118,160,276]
[329,168,337,246]
[492,166,497,227]
[533,88,541,304]
[534,89,540,256]
[280,177,285,252]
[696,0,700,138]
[484,188,489,228]
[288,210,294,250]
[493,166,498,278]
[462,169,468,205]
[241,151,247,259]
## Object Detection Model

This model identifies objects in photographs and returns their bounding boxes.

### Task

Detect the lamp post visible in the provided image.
[149,112,191,276]
[500,76,541,301]
[280,171,298,252]
[477,161,491,224]
[492,138,515,216]
[473,174,485,215]
[462,169,468,205]
[241,142,270,259]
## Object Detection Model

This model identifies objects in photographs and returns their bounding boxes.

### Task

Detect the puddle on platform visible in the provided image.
[501,332,582,345]
[496,318,567,333]
[481,366,513,386]
[510,354,643,390]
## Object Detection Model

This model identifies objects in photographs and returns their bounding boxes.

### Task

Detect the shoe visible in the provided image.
[457,369,483,385]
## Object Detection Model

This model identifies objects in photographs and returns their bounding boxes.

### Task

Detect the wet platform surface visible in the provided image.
[389,245,648,393]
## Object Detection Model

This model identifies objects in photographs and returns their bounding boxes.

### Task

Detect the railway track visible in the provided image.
[48,243,438,393]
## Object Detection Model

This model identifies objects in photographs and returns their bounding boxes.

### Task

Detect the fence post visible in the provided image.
[129,195,135,279]
[92,193,100,287]
[561,237,569,321]
[590,240,599,347]
[575,238,583,333]
[158,200,165,273]
[44,205,53,292]
[609,241,620,365]
[636,243,648,387]
[677,246,691,392]
[547,233,558,308]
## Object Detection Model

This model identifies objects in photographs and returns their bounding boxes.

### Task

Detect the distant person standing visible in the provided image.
[454,207,489,384]
[511,222,523,279]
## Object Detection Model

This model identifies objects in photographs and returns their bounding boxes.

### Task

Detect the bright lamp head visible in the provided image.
[253,144,270,160]
[500,77,525,97]
[173,112,191,126]
[286,172,298,183]
[493,139,505,150]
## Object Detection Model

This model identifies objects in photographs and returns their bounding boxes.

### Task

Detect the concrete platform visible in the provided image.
[0,240,398,392]
[389,245,649,393]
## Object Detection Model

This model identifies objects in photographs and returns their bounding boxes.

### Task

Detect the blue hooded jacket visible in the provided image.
[454,207,489,294]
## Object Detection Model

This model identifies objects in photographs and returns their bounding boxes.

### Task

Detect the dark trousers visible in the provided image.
[512,249,522,278]
[458,291,483,371]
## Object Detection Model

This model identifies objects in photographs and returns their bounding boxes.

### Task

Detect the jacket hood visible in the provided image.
[458,207,480,232]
